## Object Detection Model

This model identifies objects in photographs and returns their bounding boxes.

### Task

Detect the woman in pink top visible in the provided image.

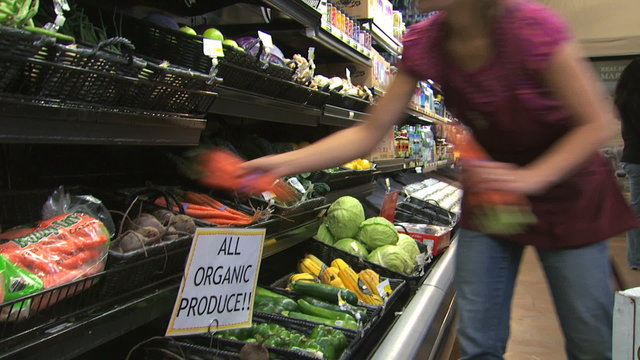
[245,1,636,357]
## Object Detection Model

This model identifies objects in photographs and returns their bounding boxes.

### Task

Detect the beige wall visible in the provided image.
[535,0,640,57]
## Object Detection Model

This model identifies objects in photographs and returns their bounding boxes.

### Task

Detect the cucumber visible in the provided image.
[254,293,298,313]
[297,299,357,323]
[283,311,358,330]
[292,281,359,306]
[256,286,289,299]
[302,296,368,323]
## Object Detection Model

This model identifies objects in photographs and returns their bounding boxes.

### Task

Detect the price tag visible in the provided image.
[203,38,224,58]
[261,191,275,201]
[258,31,274,49]
[377,279,392,299]
[308,47,315,62]
[166,228,265,336]
[345,67,352,84]
[415,166,423,174]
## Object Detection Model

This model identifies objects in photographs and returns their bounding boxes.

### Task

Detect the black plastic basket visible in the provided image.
[328,91,370,112]
[100,244,191,297]
[189,314,361,360]
[128,337,241,360]
[0,26,53,94]
[311,169,374,191]
[115,14,213,75]
[249,196,327,218]
[306,89,330,108]
[127,60,218,114]
[307,237,430,290]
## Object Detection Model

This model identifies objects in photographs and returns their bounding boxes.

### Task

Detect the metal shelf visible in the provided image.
[362,20,403,58]
[371,238,457,360]
[261,0,322,28]
[406,107,453,124]
[374,159,452,174]
[319,104,369,127]
[208,85,321,126]
[306,28,373,67]
[2,279,181,360]
[0,96,207,146]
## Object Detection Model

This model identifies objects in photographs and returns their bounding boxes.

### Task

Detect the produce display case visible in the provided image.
[0,0,458,359]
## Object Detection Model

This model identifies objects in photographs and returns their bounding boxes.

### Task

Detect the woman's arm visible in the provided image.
[467,41,618,195]
[242,70,418,178]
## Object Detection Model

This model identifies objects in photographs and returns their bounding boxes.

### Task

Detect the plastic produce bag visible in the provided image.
[42,185,116,238]
[0,211,110,319]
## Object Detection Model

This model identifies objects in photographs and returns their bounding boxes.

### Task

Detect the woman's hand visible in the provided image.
[462,160,554,195]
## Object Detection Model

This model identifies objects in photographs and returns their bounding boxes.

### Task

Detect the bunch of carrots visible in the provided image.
[154,191,269,226]
[446,124,537,235]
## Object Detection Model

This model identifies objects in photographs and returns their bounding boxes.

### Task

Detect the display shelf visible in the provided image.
[407,107,453,124]
[361,20,403,58]
[262,217,324,258]
[374,159,452,174]
[325,182,377,203]
[319,104,369,127]
[306,27,373,66]
[1,278,181,360]
[208,85,321,126]
[0,96,207,146]
[370,238,457,360]
[261,0,322,27]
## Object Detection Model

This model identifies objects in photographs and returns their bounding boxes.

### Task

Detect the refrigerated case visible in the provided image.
[0,0,458,358]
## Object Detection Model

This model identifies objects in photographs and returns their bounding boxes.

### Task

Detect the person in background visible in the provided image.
[243,0,637,358]
[615,58,640,270]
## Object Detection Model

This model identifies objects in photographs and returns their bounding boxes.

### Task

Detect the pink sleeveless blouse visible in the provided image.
[400,1,637,248]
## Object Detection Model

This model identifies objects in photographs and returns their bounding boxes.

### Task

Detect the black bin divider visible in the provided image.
[306,237,430,291]
[187,313,360,360]
[124,337,242,360]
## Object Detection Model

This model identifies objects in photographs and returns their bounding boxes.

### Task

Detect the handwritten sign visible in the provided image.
[166,228,265,336]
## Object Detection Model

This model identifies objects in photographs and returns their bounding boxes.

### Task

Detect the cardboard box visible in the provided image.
[340,0,377,19]
[613,287,640,359]
[316,56,391,90]
[368,129,396,161]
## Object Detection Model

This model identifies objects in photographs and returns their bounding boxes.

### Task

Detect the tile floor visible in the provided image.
[502,232,638,360]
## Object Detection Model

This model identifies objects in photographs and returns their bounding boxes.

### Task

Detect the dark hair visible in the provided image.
[615,58,640,111]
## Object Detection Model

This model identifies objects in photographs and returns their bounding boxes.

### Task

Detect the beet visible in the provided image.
[118,231,146,252]
[132,213,165,233]
[170,214,196,234]
[152,209,175,226]
[239,341,269,360]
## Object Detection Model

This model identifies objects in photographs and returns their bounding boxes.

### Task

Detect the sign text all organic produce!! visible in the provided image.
[166,228,265,336]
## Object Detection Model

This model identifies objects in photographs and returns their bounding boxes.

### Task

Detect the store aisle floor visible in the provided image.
[502,232,640,360]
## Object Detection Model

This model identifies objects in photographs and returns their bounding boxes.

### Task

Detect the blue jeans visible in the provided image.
[622,162,640,268]
[456,229,613,360]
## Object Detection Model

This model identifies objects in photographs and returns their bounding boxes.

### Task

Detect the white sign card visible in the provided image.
[166,228,265,336]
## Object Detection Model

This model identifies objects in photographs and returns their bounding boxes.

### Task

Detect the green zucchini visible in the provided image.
[292,281,359,305]
[282,311,358,330]
[301,296,368,323]
[297,299,357,323]
[254,293,298,313]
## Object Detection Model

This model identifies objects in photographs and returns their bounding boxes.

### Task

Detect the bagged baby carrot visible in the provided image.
[447,124,537,235]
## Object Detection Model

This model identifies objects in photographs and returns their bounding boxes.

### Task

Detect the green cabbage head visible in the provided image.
[357,217,398,250]
[333,238,369,258]
[315,223,335,245]
[396,233,420,265]
[367,245,416,275]
[325,196,365,239]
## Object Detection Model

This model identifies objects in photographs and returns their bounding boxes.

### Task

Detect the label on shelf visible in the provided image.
[258,31,274,49]
[166,228,266,336]
[202,38,224,58]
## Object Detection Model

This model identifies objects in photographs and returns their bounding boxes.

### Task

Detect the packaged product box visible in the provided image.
[613,287,640,359]
[316,56,391,91]
[316,62,374,88]
[368,129,396,160]
[340,0,377,19]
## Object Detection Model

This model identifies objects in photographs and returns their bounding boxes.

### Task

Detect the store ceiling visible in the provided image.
[535,0,640,57]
